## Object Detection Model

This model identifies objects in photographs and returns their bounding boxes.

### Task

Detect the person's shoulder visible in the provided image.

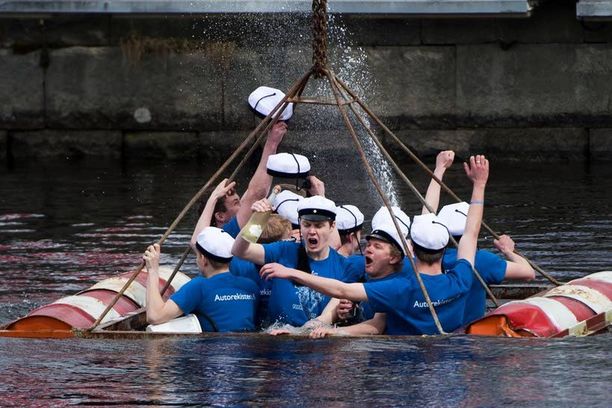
[328,247,351,262]
[476,248,503,261]
[188,275,206,284]
[343,254,365,269]
[366,274,411,289]
[364,275,412,306]
[444,247,458,256]
[400,256,416,276]
[474,248,507,281]
[230,257,257,271]
[231,274,260,291]
[451,258,473,271]
[346,254,364,264]
[475,249,507,270]
[221,216,241,238]
[264,239,299,250]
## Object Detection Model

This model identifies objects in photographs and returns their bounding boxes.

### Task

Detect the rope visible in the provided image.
[332,76,563,287]
[312,0,328,78]
[89,70,315,332]
[324,68,446,335]
[336,89,498,307]
[159,246,191,297]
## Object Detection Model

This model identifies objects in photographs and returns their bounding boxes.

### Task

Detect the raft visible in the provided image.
[466,271,612,338]
[0,267,190,339]
[1,271,610,339]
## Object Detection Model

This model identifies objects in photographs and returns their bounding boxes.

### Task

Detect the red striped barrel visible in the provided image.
[467,271,612,337]
[6,267,191,332]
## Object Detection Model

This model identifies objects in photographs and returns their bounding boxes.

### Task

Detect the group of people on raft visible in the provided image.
[142,86,536,336]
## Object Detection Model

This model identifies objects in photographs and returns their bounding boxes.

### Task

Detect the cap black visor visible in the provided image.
[366,230,405,256]
[300,214,333,222]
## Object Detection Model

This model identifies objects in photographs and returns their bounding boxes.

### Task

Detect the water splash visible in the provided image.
[327,14,399,206]
[190,11,400,209]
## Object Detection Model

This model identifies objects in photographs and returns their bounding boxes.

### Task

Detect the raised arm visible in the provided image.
[422,150,455,214]
[191,179,236,248]
[494,234,535,280]
[457,155,489,266]
[235,122,287,228]
[231,199,269,265]
[260,263,368,302]
[143,244,182,324]
[305,175,326,197]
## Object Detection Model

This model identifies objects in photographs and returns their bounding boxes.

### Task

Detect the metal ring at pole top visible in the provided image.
[312,0,328,78]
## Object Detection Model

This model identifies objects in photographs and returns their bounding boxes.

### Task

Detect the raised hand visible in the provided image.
[463,155,489,187]
[435,150,455,171]
[212,178,237,201]
[267,122,288,147]
[306,175,325,197]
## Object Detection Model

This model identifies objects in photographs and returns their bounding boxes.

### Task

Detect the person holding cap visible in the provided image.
[232,195,359,327]
[438,201,535,324]
[203,85,293,238]
[248,86,294,122]
[143,227,259,332]
[259,155,490,335]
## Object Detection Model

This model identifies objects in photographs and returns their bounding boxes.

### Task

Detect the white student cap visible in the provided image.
[410,213,449,251]
[248,86,294,121]
[266,153,311,179]
[195,227,234,263]
[273,190,303,228]
[336,204,364,235]
[297,195,337,222]
[366,223,405,257]
[371,206,411,237]
[437,202,470,237]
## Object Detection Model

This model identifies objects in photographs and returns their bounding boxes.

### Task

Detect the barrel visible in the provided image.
[5,267,191,332]
[466,271,612,337]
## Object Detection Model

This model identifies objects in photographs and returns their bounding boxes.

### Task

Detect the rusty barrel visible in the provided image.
[467,271,612,337]
[5,267,191,332]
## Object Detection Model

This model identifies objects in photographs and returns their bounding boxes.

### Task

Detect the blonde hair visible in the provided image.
[258,214,292,243]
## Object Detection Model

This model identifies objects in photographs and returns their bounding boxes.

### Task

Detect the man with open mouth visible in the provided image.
[258,155,490,336]
[232,195,359,327]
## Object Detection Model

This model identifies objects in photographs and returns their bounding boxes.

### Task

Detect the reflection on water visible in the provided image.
[0,158,610,406]
[0,335,610,407]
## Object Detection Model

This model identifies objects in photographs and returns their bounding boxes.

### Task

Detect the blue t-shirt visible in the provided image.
[170,272,259,332]
[343,254,414,283]
[443,248,507,324]
[263,241,357,326]
[364,259,474,335]
[229,257,272,327]
[358,271,408,322]
[222,216,241,238]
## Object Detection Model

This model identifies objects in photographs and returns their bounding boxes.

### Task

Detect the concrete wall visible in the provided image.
[0,0,611,163]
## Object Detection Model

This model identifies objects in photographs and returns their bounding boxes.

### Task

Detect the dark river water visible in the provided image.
[0,157,610,406]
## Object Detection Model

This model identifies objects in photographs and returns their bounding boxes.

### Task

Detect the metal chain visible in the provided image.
[312,0,328,77]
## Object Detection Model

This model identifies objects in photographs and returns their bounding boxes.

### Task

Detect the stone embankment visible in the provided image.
[0,0,611,163]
